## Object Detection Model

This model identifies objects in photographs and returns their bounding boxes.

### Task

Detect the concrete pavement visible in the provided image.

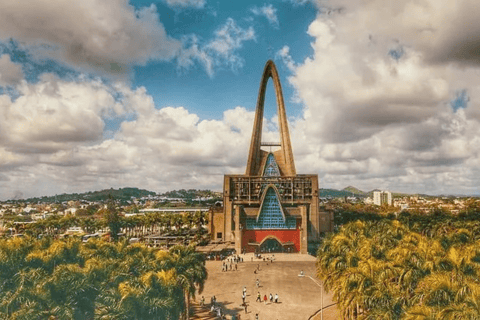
[195,253,339,320]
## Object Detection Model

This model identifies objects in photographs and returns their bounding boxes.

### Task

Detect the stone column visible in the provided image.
[300,205,308,254]
[234,206,242,254]
[223,176,234,242]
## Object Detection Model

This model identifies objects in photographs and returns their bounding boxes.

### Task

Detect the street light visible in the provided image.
[301,273,323,320]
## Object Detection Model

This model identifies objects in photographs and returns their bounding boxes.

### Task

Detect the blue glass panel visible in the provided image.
[263,153,280,176]
[245,188,296,230]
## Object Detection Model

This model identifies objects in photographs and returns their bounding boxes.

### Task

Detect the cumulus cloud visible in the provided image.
[285,0,480,194]
[0,76,267,199]
[0,0,181,75]
[178,18,256,77]
[275,46,296,72]
[251,4,279,27]
[318,0,480,66]
[4,0,480,199]
[164,0,206,9]
[0,74,127,156]
[0,54,23,86]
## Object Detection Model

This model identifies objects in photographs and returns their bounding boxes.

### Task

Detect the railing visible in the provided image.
[228,176,315,203]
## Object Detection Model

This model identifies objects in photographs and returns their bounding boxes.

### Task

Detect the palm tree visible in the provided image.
[163,245,207,320]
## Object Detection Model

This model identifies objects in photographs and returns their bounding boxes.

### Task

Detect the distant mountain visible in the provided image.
[320,188,358,198]
[342,186,366,195]
[18,187,156,203]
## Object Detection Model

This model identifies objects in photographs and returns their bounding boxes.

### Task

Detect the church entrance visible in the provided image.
[260,238,283,253]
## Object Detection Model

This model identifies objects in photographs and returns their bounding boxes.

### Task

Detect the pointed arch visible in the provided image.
[245,60,296,176]
[263,153,280,176]
[243,185,296,230]
[257,184,287,223]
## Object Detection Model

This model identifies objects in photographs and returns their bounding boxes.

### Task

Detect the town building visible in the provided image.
[373,190,392,206]
[208,60,333,254]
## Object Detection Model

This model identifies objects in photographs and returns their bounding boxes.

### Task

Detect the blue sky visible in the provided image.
[0,0,480,199]
[131,0,317,120]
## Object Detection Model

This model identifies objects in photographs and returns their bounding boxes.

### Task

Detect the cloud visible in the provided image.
[275,46,296,72]
[284,0,480,194]
[318,0,480,66]
[251,4,279,27]
[0,73,127,156]
[0,54,24,86]
[0,75,263,199]
[0,0,181,76]
[178,18,256,77]
[4,1,480,199]
[164,0,206,9]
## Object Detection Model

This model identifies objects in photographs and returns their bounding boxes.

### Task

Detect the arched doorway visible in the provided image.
[260,237,283,253]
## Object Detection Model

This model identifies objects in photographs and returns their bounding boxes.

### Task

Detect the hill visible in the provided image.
[342,186,366,195]
[160,189,222,200]
[18,187,156,203]
[320,188,356,198]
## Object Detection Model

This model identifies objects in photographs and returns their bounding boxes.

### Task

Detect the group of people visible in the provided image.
[203,253,283,320]
[222,255,243,272]
[255,291,279,304]
[205,295,229,319]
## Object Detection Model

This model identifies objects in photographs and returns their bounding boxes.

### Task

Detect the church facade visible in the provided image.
[209,60,332,254]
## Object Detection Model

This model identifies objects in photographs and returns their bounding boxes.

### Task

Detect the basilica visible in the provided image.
[209,60,333,254]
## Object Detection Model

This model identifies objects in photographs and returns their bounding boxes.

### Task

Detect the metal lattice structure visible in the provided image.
[228,175,315,204]
[246,188,296,229]
[263,153,281,177]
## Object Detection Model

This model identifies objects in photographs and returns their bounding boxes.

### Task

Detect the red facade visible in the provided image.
[241,229,301,253]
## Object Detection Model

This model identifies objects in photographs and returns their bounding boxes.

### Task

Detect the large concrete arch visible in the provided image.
[245,60,296,176]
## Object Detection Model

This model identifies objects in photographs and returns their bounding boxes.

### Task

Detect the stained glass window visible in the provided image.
[263,153,280,176]
[246,187,296,229]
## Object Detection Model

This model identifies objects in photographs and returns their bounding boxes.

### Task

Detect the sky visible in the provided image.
[1,0,480,200]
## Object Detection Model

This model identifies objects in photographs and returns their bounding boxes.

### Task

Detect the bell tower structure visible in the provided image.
[246,60,296,177]
[218,60,324,254]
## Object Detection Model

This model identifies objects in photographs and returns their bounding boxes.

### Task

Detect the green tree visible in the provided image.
[104,196,121,242]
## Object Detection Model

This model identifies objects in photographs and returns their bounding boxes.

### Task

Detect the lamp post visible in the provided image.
[304,274,323,320]
[321,280,323,320]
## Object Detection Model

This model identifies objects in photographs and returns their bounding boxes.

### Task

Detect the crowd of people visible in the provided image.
[221,255,243,272]
[200,253,281,320]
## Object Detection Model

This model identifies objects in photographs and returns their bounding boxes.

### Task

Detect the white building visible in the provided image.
[373,190,392,206]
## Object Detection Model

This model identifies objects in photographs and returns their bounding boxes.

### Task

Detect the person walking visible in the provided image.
[256,279,260,288]
[256,292,261,302]
[255,313,259,320]
[263,294,267,304]
[269,293,273,303]
[200,296,205,307]
[274,293,278,303]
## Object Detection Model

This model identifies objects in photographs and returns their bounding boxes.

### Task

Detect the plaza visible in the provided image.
[194,253,338,320]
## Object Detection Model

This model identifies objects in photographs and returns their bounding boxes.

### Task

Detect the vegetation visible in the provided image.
[0,237,206,319]
[104,197,121,242]
[15,187,156,203]
[8,211,209,243]
[317,209,480,319]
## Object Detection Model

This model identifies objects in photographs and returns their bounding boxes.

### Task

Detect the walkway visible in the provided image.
[193,253,339,320]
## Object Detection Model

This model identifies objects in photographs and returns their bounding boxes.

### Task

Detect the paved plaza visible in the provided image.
[196,253,338,320]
